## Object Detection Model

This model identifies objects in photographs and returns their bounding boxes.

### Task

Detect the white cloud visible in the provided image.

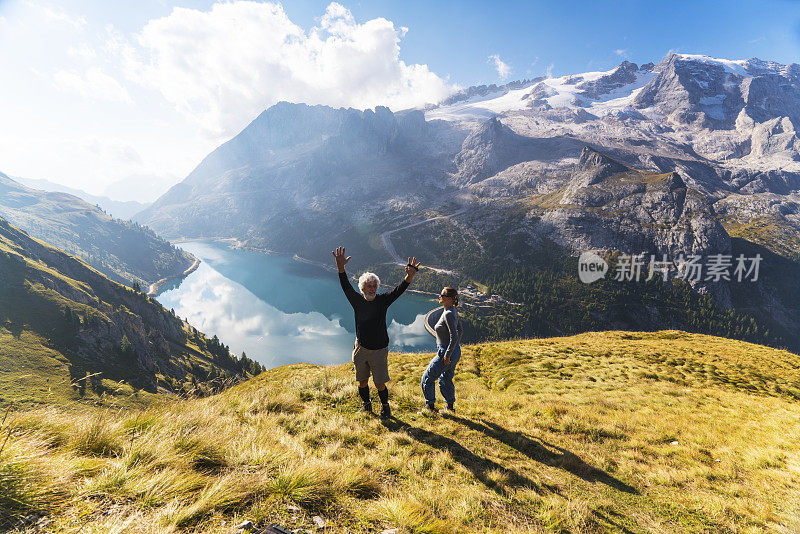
[25,1,87,29]
[67,43,97,61]
[53,67,133,104]
[120,1,456,138]
[615,48,628,57]
[388,313,430,349]
[82,137,142,165]
[545,63,555,78]
[489,54,511,80]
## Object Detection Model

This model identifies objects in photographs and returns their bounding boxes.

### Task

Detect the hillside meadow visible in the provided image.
[2,330,799,533]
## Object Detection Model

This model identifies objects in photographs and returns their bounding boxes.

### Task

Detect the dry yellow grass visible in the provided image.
[2,330,800,533]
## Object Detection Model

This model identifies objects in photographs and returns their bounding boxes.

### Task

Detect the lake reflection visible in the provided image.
[157,242,434,369]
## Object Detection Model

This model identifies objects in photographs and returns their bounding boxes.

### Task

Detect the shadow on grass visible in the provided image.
[3,320,23,339]
[381,417,560,496]
[444,415,639,495]
[593,508,638,534]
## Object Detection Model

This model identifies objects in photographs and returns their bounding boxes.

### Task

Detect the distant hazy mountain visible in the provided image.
[135,53,800,349]
[105,173,180,204]
[13,175,149,220]
[0,216,263,405]
[0,172,194,289]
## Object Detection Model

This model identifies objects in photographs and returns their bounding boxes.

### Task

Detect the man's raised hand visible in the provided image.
[405,256,421,281]
[332,246,351,273]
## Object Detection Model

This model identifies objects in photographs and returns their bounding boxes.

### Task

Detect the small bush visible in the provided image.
[171,474,256,527]
[71,414,123,457]
[267,472,335,509]
[0,449,68,526]
[7,414,70,449]
[173,436,228,472]
[335,464,381,498]
[369,496,453,534]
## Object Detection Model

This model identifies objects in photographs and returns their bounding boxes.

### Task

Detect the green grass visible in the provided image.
[0,217,263,409]
[0,176,197,289]
[722,216,800,262]
[0,326,159,410]
[2,330,800,532]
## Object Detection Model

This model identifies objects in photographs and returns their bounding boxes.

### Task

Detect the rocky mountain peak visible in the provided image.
[574,61,641,101]
[578,147,629,177]
[664,171,686,191]
[467,116,505,144]
[454,117,530,185]
[743,57,799,78]
[435,77,545,108]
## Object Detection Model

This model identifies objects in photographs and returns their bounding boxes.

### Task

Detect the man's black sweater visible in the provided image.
[339,271,409,350]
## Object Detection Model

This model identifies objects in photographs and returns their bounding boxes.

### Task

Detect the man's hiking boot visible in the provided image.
[359,402,373,414]
[380,403,391,419]
[445,403,455,413]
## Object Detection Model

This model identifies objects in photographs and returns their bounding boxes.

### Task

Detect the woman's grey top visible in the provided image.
[435,307,462,359]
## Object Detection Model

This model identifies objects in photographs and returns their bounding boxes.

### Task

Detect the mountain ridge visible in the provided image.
[10,174,149,220]
[133,51,800,350]
[0,172,195,289]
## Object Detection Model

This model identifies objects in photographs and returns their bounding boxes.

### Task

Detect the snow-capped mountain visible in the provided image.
[427,60,657,121]
[431,53,800,164]
[135,52,800,348]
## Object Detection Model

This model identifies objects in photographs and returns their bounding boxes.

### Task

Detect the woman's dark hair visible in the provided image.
[441,286,459,307]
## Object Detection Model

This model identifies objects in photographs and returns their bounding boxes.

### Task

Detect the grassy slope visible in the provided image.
[0,173,195,288]
[3,331,799,533]
[0,326,160,409]
[0,218,261,409]
[722,216,800,263]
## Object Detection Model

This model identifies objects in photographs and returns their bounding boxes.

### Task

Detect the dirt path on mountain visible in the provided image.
[380,208,467,274]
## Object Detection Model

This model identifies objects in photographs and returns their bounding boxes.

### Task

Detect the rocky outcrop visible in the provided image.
[572,147,631,187]
[454,117,526,185]
[544,149,729,263]
[454,118,588,186]
[576,60,640,101]
[437,77,544,107]
[534,149,734,307]
[525,82,556,108]
[632,54,800,133]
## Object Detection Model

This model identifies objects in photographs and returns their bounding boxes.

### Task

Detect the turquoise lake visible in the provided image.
[156,241,436,369]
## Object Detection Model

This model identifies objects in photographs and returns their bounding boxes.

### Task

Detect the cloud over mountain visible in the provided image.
[123,1,455,137]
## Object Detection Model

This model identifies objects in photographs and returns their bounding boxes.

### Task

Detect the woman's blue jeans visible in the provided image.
[421,344,461,406]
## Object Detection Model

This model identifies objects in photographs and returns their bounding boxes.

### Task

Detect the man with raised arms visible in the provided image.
[333,246,421,419]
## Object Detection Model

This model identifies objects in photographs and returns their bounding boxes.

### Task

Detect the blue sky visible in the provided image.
[0,0,798,199]
[282,0,800,83]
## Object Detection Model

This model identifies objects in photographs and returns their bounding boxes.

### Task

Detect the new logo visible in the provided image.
[578,252,608,284]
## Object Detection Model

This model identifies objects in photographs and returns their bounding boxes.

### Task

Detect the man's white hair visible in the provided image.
[358,272,380,292]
